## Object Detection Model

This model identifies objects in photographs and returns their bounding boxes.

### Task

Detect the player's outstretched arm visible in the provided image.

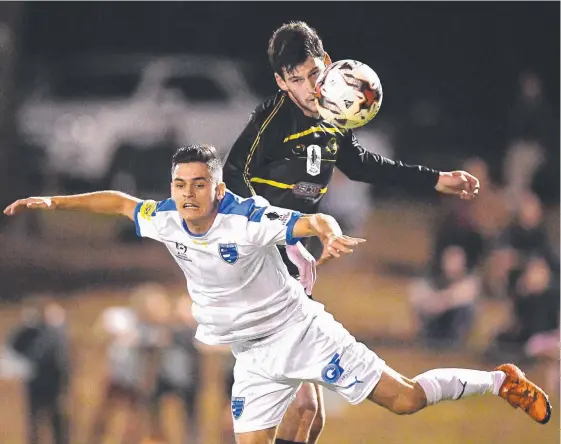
[293,213,365,263]
[337,133,480,200]
[3,191,141,220]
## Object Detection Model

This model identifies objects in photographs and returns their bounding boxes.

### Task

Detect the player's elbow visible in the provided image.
[120,195,140,220]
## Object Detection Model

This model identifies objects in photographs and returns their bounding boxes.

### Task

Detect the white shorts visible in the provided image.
[229,308,385,433]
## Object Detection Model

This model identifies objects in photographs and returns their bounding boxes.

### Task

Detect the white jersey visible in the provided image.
[134,190,318,345]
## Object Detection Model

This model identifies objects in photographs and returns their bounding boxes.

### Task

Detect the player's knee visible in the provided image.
[390,398,421,415]
[389,383,426,415]
[292,384,319,421]
[310,404,325,434]
[293,392,319,417]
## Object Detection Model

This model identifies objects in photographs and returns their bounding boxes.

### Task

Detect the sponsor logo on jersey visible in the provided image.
[219,243,239,264]
[321,352,345,384]
[293,182,323,199]
[265,211,290,225]
[344,376,364,389]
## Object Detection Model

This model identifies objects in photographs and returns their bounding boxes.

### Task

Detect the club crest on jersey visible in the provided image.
[231,397,245,420]
[219,243,239,264]
[326,137,339,155]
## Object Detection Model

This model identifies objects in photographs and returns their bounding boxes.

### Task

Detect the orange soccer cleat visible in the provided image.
[495,363,552,424]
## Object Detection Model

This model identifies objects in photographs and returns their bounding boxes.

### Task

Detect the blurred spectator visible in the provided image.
[497,190,556,264]
[459,158,511,241]
[88,283,170,444]
[148,295,201,444]
[486,255,560,362]
[409,245,481,348]
[524,327,560,395]
[431,157,510,275]
[483,190,558,299]
[504,71,558,206]
[7,295,70,444]
[482,246,519,301]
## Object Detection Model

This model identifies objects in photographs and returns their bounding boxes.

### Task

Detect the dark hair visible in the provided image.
[171,144,223,181]
[268,21,325,78]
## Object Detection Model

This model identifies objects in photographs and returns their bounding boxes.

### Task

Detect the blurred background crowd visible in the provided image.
[0,3,558,444]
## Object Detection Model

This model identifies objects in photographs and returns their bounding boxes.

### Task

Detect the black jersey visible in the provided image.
[224,90,440,213]
[223,90,441,277]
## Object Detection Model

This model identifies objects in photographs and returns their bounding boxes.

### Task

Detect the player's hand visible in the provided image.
[285,242,317,296]
[3,196,56,216]
[435,171,480,200]
[318,233,365,264]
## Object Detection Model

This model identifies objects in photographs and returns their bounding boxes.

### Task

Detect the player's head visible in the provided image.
[268,21,331,117]
[171,144,225,223]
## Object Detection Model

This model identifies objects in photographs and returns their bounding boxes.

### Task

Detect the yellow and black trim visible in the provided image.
[250,177,328,194]
[283,126,344,143]
[243,94,286,195]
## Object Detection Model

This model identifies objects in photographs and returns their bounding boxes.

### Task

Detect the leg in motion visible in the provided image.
[307,385,325,444]
[367,363,551,424]
[275,382,319,444]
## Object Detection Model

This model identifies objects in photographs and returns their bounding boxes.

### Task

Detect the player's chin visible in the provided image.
[306,100,318,113]
[179,207,202,219]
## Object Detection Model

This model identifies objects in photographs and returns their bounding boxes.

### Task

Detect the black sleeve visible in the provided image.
[9,325,38,359]
[336,131,441,192]
[223,112,264,198]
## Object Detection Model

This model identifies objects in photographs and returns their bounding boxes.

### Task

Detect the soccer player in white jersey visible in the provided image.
[4,145,551,444]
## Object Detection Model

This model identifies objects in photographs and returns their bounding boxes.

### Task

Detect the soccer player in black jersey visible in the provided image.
[224,21,480,444]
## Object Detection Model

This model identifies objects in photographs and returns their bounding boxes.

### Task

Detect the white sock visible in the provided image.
[413,368,507,405]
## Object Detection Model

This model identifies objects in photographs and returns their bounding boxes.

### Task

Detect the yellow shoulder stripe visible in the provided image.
[283,126,343,143]
[243,95,286,195]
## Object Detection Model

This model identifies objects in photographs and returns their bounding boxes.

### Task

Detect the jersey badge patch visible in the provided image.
[231,396,245,419]
[219,243,239,264]
[139,200,157,221]
[306,144,322,176]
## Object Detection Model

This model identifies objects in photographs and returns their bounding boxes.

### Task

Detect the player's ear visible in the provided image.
[275,72,288,92]
[324,53,332,66]
[216,182,226,200]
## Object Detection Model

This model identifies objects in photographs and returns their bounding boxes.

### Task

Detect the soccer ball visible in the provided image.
[314,59,383,129]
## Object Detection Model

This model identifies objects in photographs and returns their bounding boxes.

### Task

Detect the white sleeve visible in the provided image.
[246,204,303,247]
[133,200,163,241]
